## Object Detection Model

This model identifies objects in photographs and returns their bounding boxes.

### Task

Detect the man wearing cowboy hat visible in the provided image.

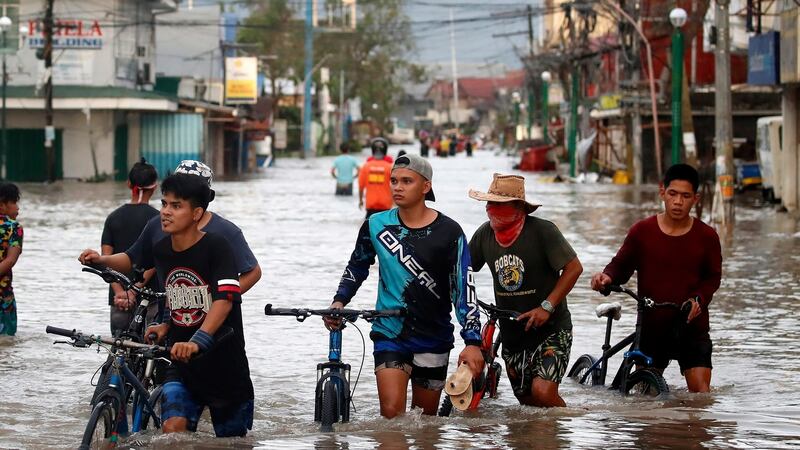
[469,173,583,407]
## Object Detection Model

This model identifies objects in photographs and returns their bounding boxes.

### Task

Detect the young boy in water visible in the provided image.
[0,183,23,336]
[80,174,254,437]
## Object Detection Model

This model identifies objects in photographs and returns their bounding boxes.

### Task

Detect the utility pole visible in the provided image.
[302,0,313,158]
[526,5,534,140]
[713,0,735,223]
[449,9,459,133]
[44,0,54,181]
[566,5,578,177]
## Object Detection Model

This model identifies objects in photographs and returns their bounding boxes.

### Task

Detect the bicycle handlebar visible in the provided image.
[264,304,405,322]
[46,325,169,355]
[476,299,520,320]
[600,284,691,312]
[82,263,165,300]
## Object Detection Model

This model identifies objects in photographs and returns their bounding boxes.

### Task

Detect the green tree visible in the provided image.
[238,0,305,122]
[238,0,425,131]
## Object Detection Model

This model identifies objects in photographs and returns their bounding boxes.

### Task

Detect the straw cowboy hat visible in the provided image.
[468,173,540,214]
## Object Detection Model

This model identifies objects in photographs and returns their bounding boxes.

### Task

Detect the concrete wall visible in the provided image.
[7,109,117,179]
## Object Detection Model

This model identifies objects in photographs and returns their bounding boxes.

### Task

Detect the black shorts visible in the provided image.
[373,348,450,391]
[640,332,713,374]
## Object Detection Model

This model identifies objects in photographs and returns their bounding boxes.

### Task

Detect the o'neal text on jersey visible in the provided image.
[377,230,440,299]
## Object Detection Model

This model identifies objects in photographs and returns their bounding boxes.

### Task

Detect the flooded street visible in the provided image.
[0,149,798,449]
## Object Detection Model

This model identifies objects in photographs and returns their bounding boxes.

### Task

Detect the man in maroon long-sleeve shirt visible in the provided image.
[591,164,722,392]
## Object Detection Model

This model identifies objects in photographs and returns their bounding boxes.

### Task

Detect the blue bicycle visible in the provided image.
[264,304,403,432]
[46,326,169,449]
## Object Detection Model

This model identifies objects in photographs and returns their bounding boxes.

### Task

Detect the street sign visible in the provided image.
[225,57,258,105]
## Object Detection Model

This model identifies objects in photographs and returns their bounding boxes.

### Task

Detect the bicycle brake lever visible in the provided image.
[52,340,70,346]
[156,356,172,366]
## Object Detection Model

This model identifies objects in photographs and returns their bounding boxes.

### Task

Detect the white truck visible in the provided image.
[756,116,782,203]
[387,118,415,145]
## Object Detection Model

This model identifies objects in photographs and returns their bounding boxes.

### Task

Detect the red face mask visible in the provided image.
[486,202,525,247]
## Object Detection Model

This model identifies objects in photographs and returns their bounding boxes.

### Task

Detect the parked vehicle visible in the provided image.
[756,116,783,202]
[387,118,415,145]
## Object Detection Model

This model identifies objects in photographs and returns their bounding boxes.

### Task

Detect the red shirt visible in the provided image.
[603,215,722,337]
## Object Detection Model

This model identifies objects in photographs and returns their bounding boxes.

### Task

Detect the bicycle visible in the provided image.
[438,298,519,416]
[46,325,170,450]
[81,263,166,342]
[82,264,168,430]
[567,284,691,396]
[264,304,404,432]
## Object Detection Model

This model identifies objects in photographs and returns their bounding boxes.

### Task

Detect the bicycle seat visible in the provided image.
[596,302,622,320]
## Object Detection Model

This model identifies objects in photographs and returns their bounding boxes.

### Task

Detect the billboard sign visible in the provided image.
[225,57,258,104]
[25,19,104,50]
[748,31,780,85]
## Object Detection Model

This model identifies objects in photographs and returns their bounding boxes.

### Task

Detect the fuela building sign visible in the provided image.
[25,19,104,50]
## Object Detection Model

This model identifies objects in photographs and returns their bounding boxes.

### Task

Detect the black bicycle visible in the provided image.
[264,304,404,432]
[82,264,165,342]
[438,298,519,416]
[567,284,691,396]
[46,326,170,449]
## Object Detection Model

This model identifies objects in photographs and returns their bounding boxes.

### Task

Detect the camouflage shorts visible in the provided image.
[502,329,572,396]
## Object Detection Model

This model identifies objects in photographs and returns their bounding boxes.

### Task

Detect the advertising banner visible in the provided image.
[225,57,258,104]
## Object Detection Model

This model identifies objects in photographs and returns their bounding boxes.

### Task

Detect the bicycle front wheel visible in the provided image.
[568,354,600,386]
[624,368,669,396]
[79,401,115,450]
[320,380,339,432]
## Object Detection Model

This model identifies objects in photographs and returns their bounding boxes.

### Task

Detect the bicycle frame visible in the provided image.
[101,349,162,435]
[577,298,653,392]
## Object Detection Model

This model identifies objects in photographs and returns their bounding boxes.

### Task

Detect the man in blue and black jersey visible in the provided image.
[325,153,484,418]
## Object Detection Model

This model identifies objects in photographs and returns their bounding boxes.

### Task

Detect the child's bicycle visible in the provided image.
[438,298,519,416]
[567,284,691,396]
[264,304,404,432]
[46,326,170,450]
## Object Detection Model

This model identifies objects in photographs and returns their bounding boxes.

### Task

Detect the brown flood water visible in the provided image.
[0,149,797,449]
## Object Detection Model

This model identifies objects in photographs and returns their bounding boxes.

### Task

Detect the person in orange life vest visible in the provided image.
[359,137,393,218]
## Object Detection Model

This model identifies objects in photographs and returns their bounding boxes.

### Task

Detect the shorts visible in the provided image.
[502,329,572,396]
[640,332,713,374]
[335,183,353,196]
[0,297,16,336]
[373,339,450,391]
[161,381,253,437]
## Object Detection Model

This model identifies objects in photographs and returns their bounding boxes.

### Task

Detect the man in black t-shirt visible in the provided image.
[101,158,159,335]
[80,174,254,437]
[469,174,583,407]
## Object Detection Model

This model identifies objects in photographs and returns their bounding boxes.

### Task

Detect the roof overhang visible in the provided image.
[7,97,178,111]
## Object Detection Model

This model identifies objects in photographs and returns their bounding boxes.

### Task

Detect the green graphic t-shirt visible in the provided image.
[470,216,575,352]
